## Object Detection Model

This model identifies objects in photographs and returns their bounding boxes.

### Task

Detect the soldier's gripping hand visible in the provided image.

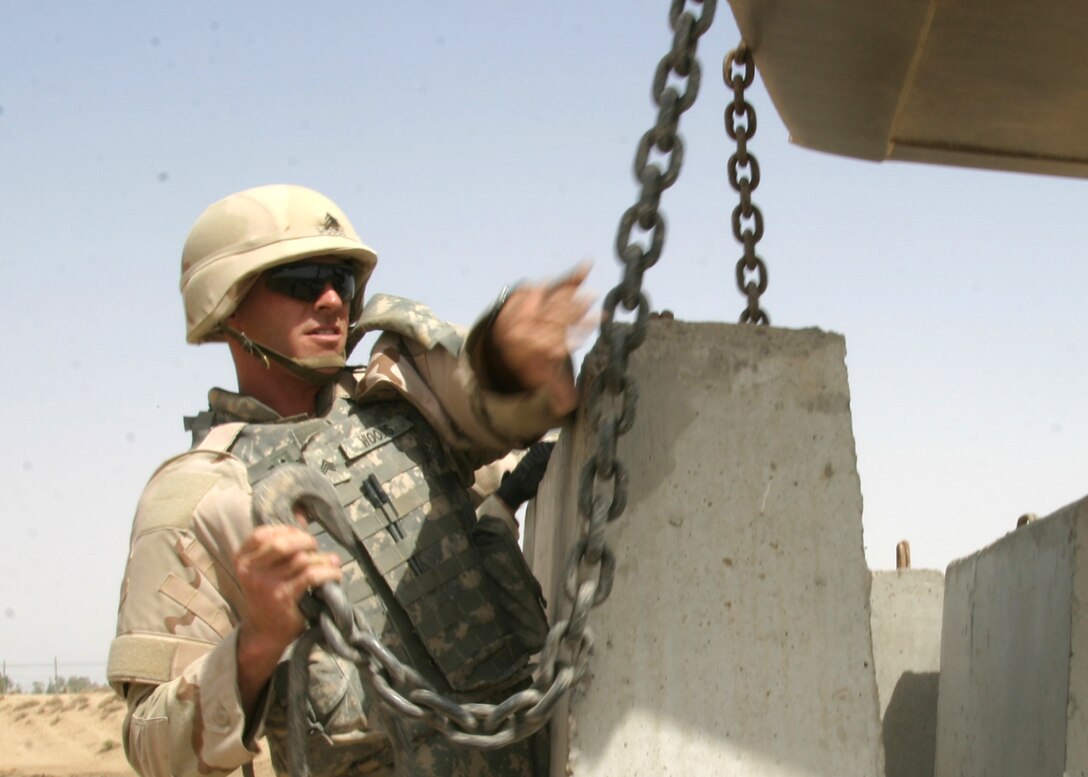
[233,525,341,716]
[491,263,595,416]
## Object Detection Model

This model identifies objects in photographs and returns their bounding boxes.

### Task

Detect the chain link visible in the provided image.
[274,3,718,772]
[724,45,770,325]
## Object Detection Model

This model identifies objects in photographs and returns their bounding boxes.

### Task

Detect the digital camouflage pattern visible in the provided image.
[233,393,546,774]
[231,395,536,693]
[356,293,466,356]
[262,648,394,775]
[109,307,559,777]
[358,292,560,460]
[471,516,549,653]
[259,627,546,777]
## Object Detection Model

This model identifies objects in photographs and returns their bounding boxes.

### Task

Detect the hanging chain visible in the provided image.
[269,3,718,773]
[615,0,716,311]
[592,0,715,644]
[724,45,770,324]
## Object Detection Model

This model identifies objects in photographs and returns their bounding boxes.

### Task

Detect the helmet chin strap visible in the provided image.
[221,325,343,386]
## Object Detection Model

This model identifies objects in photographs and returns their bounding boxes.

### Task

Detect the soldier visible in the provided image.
[107,184,589,777]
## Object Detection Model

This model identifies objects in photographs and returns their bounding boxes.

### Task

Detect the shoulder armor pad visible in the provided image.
[357,293,465,355]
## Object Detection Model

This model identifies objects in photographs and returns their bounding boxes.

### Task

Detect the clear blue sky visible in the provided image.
[1,2,1085,689]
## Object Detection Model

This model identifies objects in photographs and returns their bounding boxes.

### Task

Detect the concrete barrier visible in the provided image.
[530,321,884,777]
[934,497,1088,777]
[871,570,944,777]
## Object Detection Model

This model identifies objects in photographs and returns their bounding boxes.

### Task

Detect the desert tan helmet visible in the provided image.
[180,184,377,380]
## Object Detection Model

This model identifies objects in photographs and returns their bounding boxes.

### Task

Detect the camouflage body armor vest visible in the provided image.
[230,395,533,694]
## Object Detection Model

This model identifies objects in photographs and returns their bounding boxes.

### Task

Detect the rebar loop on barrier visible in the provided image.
[724,44,770,325]
[896,541,912,570]
[265,2,721,772]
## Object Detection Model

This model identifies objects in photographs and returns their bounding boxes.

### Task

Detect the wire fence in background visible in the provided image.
[1,659,109,694]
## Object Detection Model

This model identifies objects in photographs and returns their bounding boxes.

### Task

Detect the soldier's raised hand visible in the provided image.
[490,263,594,416]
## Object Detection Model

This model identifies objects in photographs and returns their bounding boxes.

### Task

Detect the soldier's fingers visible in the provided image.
[238,525,317,568]
[280,548,340,580]
[300,555,342,588]
[280,554,342,606]
[567,309,600,353]
[545,261,591,294]
[562,292,595,327]
[511,287,593,334]
[509,263,590,316]
[543,290,596,332]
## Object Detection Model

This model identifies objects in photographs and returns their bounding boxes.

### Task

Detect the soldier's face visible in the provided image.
[228,257,350,364]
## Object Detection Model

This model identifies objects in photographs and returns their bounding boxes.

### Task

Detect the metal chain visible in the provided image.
[724,45,770,324]
[275,2,718,772]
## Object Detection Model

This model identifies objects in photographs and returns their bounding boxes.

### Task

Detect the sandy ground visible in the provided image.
[0,692,273,777]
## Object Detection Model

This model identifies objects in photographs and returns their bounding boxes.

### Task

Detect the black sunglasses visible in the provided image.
[263,262,356,304]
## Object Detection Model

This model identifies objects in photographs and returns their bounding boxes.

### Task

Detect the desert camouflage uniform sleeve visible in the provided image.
[107,449,265,777]
[356,294,564,463]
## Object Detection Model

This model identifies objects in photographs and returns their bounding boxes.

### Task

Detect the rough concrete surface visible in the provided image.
[934,496,1088,777]
[871,570,944,777]
[531,321,883,777]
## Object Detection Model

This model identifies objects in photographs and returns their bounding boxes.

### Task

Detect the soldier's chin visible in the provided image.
[297,353,346,372]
